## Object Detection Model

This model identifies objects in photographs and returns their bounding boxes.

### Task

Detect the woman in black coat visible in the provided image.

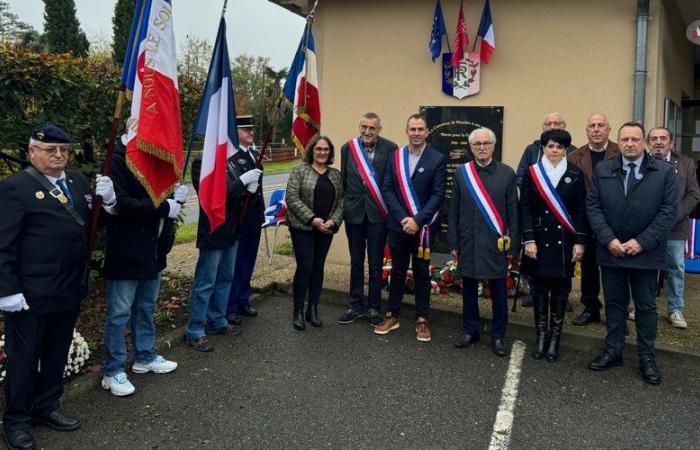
[519,129,587,362]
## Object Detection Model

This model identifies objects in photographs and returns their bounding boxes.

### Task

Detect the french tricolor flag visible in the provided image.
[191,17,239,232]
[476,0,496,64]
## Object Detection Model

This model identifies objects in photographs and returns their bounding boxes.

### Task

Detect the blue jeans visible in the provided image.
[186,244,238,340]
[102,276,161,377]
[665,240,685,314]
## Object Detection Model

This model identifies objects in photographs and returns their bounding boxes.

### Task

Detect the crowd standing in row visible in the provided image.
[0,109,697,449]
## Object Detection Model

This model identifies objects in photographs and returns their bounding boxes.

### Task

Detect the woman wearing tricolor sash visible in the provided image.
[448,127,520,357]
[519,129,587,362]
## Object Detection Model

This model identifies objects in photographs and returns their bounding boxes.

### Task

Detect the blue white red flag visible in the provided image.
[283,25,320,153]
[528,161,576,234]
[191,17,239,232]
[120,0,183,206]
[476,0,496,63]
[262,189,287,228]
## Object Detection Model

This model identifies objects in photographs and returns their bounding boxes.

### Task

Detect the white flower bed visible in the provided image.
[0,329,91,383]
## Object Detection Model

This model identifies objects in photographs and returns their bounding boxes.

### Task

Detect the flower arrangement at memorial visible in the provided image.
[0,330,91,383]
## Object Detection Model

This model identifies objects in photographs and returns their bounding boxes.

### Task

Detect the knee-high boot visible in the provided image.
[532,294,548,360]
[546,295,567,362]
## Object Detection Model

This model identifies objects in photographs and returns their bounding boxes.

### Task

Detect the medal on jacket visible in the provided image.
[348,137,388,218]
[460,161,510,252]
[528,161,576,234]
[395,146,436,260]
[49,186,68,204]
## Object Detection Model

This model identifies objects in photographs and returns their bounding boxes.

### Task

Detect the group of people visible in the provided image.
[0,109,697,449]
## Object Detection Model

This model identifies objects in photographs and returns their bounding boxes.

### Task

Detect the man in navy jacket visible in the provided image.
[375,114,446,342]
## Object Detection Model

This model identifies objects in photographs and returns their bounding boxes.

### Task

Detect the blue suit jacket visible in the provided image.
[381,145,447,233]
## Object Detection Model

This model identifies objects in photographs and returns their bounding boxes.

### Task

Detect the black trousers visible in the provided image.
[532,277,572,304]
[290,228,334,310]
[345,217,387,312]
[580,239,602,313]
[387,230,431,318]
[601,267,658,359]
[3,308,79,431]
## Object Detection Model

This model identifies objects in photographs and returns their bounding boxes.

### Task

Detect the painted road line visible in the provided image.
[488,339,526,450]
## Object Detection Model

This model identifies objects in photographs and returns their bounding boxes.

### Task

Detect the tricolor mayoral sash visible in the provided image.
[528,161,576,234]
[348,137,388,218]
[394,146,434,260]
[460,161,511,251]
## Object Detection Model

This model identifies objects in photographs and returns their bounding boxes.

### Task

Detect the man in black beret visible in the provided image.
[0,124,116,450]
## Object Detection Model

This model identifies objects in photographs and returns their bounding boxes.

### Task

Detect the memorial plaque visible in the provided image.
[420,106,504,254]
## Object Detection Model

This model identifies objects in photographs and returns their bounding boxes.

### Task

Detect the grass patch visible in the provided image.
[175,222,197,244]
[264,159,301,174]
[277,238,293,256]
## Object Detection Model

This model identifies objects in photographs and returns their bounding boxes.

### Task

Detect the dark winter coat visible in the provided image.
[519,162,587,278]
[515,140,576,186]
[448,160,520,279]
[665,152,700,240]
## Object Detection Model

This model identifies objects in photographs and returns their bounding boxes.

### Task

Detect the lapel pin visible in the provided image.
[418,167,425,173]
[564,177,571,184]
[35,191,45,199]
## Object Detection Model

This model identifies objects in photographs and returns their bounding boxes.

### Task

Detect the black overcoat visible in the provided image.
[519,162,587,278]
[0,168,93,313]
[447,160,520,279]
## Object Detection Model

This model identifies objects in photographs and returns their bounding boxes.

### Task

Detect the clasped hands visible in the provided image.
[312,217,335,234]
[400,217,419,235]
[607,238,643,257]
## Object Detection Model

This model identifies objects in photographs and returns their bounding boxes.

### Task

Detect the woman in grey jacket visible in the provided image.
[285,135,344,330]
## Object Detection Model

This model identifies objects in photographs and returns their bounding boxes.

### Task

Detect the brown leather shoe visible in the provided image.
[415,317,431,342]
[373,312,400,335]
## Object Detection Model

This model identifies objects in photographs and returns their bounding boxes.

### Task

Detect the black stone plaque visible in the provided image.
[419,106,504,255]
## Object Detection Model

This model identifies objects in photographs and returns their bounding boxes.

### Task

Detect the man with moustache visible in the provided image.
[569,113,621,326]
[376,114,446,342]
[449,127,520,357]
[587,122,678,385]
[337,112,396,327]
[647,127,699,329]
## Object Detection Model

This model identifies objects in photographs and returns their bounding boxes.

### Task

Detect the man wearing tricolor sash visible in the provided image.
[338,113,397,327]
[375,114,446,342]
[448,127,520,357]
[519,129,587,362]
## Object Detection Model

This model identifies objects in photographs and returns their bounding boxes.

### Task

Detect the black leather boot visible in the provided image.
[546,296,567,362]
[293,308,305,330]
[532,294,548,360]
[305,304,322,327]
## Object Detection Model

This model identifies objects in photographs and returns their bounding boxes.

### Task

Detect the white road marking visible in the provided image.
[488,339,526,450]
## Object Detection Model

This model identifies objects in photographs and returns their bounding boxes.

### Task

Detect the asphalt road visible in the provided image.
[37,294,699,449]
[182,172,290,224]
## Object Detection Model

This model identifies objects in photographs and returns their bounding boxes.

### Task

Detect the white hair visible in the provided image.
[468,127,497,145]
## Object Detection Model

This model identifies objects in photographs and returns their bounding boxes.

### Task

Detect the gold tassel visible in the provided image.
[424,248,431,260]
[417,246,424,259]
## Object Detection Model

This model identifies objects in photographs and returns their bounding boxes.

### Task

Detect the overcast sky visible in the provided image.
[7,0,306,69]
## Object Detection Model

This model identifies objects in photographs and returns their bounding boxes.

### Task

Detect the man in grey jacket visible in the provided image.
[647,127,700,329]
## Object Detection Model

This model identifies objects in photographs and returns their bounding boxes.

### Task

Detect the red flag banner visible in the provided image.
[451,2,470,69]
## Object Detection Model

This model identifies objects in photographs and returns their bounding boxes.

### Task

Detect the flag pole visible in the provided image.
[182,0,229,181]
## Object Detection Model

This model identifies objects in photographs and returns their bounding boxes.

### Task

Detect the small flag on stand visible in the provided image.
[283,15,321,153]
[428,0,447,62]
[121,0,183,206]
[451,1,470,69]
[191,17,239,232]
[476,0,496,63]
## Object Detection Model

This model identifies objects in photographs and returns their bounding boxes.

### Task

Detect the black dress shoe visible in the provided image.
[293,309,305,330]
[572,311,600,327]
[588,351,623,371]
[491,339,507,357]
[4,429,36,450]
[240,305,258,317]
[305,304,322,327]
[639,358,662,385]
[31,409,81,431]
[226,313,242,325]
[455,334,480,348]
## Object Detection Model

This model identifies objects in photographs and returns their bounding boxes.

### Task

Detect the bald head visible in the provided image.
[585,113,611,150]
[542,112,566,131]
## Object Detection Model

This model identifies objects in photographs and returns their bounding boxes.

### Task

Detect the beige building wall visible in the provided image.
[298,0,690,263]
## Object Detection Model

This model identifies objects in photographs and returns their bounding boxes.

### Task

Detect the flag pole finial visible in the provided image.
[221,0,229,17]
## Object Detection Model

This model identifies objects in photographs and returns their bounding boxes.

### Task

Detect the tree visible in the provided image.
[0,0,32,42]
[112,0,135,65]
[42,0,89,57]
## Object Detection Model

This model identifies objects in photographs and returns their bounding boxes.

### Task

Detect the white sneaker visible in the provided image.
[132,355,178,374]
[101,372,135,396]
[669,311,688,329]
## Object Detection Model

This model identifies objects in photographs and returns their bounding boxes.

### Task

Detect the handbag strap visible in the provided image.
[24,166,85,226]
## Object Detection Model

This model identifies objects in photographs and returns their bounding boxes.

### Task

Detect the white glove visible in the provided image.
[96,175,116,205]
[166,199,181,219]
[246,181,259,193]
[0,293,29,312]
[239,168,262,186]
[174,184,188,203]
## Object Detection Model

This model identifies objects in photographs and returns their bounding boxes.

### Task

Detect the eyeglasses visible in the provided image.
[648,136,670,142]
[471,141,493,148]
[544,121,563,128]
[31,145,70,155]
[314,147,330,153]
